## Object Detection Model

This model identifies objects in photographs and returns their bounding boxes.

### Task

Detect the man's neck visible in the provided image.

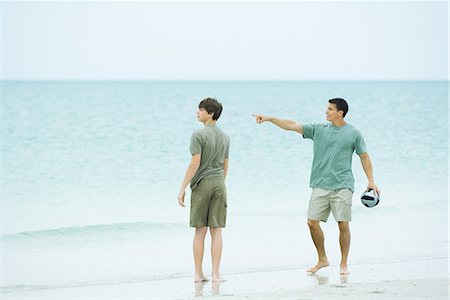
[332,119,346,127]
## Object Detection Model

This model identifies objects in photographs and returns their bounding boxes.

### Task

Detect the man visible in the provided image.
[253,98,380,275]
[178,97,230,282]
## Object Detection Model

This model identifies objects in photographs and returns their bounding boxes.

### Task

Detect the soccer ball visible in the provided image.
[361,188,380,208]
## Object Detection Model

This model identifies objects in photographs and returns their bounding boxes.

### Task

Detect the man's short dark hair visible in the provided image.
[328,98,349,118]
[199,97,223,121]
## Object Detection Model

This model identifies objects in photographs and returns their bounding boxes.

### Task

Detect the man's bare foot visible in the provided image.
[194,274,209,282]
[212,274,226,282]
[340,265,350,275]
[307,260,329,273]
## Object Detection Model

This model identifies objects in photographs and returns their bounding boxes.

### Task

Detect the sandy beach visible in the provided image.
[239,278,448,299]
[3,257,448,299]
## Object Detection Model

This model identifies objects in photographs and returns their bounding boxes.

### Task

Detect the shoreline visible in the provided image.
[2,257,448,299]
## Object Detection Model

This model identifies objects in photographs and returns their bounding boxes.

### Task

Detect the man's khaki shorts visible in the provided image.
[307,188,353,222]
[190,177,227,228]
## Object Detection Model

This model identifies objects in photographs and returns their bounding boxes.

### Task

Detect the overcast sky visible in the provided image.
[2,1,448,80]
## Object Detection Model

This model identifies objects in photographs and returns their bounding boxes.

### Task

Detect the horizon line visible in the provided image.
[1,78,449,82]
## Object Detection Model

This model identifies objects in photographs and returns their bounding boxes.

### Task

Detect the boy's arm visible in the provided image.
[252,114,303,134]
[359,152,381,195]
[178,154,201,207]
[223,158,229,180]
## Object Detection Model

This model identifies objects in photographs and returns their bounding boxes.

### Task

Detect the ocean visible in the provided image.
[2,80,448,293]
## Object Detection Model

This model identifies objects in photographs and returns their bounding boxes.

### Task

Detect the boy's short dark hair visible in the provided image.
[199,98,223,121]
[328,98,349,118]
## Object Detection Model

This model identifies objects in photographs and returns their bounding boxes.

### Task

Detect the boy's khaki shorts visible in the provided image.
[190,177,227,228]
[307,188,353,222]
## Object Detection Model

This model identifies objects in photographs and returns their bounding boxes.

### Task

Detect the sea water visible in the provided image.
[2,80,448,292]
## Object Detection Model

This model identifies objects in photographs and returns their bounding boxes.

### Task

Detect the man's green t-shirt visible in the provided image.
[302,123,367,192]
[190,124,230,189]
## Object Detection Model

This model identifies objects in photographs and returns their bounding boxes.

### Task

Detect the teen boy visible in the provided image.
[178,98,230,282]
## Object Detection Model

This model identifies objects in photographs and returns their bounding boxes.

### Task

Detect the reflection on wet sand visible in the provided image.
[308,273,329,285]
[194,280,225,297]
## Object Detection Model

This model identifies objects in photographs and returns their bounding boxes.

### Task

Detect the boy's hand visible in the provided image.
[178,190,186,207]
[252,114,271,124]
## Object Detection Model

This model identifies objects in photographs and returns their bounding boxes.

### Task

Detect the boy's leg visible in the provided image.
[193,226,208,282]
[210,227,224,281]
[190,179,211,282]
[208,179,227,281]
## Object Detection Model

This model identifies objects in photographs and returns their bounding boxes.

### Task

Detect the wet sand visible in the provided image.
[2,257,447,299]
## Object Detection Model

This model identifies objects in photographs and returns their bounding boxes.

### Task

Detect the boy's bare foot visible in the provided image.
[340,265,350,275]
[194,274,209,282]
[211,274,226,282]
[307,260,329,273]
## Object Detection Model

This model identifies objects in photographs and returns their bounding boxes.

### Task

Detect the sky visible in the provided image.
[2,1,448,80]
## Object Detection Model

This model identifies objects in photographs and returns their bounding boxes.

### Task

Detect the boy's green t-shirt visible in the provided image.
[302,123,367,192]
[190,124,230,189]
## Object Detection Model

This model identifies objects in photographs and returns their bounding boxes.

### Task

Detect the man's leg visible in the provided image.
[193,226,208,282]
[331,188,353,275]
[338,221,350,275]
[210,227,225,281]
[307,219,329,273]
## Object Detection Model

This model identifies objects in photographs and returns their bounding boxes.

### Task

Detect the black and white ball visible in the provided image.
[361,188,380,208]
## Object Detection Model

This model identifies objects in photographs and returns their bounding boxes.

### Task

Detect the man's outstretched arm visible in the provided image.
[178,154,201,207]
[252,114,303,134]
[359,152,381,195]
